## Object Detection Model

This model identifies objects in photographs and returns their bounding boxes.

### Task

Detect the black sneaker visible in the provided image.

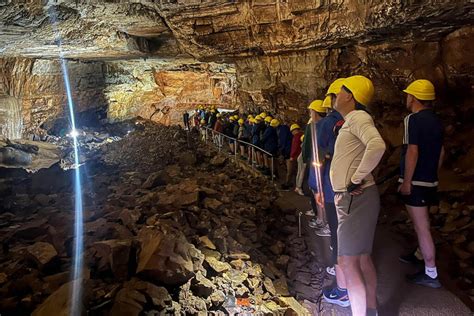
[399,252,424,265]
[406,271,441,288]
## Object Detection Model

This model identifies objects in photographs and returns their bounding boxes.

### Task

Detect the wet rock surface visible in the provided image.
[0,121,316,315]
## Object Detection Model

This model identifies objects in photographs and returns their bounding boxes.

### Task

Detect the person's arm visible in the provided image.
[399,114,420,195]
[399,145,418,194]
[350,113,386,187]
[438,146,445,170]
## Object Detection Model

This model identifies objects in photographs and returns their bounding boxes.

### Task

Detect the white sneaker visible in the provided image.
[305,209,315,216]
[326,266,336,276]
[294,187,304,196]
[308,218,324,229]
[316,225,331,237]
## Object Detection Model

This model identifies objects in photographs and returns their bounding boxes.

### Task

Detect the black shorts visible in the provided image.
[400,185,438,207]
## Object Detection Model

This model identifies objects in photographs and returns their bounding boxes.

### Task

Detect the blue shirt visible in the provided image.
[277,125,292,157]
[400,109,443,186]
[308,111,344,203]
[261,126,278,155]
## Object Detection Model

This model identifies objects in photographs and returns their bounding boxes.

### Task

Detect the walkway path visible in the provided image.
[275,191,471,316]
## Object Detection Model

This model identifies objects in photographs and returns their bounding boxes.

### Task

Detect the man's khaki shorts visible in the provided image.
[335,185,380,256]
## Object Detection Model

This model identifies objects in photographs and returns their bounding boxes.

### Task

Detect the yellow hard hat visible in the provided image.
[249,118,256,123]
[307,100,325,113]
[300,135,304,142]
[326,78,346,96]
[216,113,221,118]
[255,115,262,121]
[403,79,435,101]
[200,119,206,124]
[342,75,374,107]
[260,112,267,118]
[233,115,239,120]
[238,118,244,125]
[322,96,332,108]
[247,114,253,119]
[270,119,280,127]
[264,116,272,123]
[229,116,235,121]
[290,123,301,132]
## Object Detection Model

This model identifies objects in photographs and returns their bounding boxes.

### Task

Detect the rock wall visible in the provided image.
[104,59,238,125]
[0,57,106,137]
[0,57,238,137]
[236,26,474,131]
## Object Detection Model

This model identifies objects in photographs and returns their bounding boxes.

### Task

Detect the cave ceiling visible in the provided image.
[0,0,472,61]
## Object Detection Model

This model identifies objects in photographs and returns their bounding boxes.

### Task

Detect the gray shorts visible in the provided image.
[335,185,380,256]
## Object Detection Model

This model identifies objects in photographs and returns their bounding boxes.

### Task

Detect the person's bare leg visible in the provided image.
[407,205,436,267]
[285,159,292,184]
[335,264,347,289]
[339,255,366,316]
[315,197,326,222]
[360,254,377,309]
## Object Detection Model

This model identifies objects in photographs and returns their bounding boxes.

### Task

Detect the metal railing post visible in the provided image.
[252,147,255,168]
[271,156,274,183]
[234,139,238,161]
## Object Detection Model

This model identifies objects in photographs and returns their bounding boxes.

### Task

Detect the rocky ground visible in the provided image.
[0,120,320,315]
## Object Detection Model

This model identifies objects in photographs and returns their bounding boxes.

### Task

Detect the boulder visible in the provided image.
[204,257,231,273]
[191,271,215,297]
[210,155,227,167]
[199,235,216,250]
[26,242,57,269]
[277,297,310,315]
[203,198,223,212]
[32,280,90,316]
[136,226,205,285]
[90,239,132,280]
[118,209,141,230]
[110,278,172,316]
[141,171,167,189]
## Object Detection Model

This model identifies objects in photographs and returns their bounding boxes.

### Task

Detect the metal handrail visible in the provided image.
[200,126,275,183]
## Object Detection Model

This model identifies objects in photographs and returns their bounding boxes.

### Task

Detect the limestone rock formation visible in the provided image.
[1,1,472,137]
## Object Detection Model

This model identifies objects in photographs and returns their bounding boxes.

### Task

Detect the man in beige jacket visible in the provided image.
[330,75,386,316]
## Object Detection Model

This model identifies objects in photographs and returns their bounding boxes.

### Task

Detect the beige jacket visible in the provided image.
[330,110,386,192]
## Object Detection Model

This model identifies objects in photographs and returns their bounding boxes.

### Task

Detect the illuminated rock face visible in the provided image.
[104,59,237,126]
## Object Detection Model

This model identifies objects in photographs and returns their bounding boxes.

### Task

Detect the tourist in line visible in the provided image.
[303,100,330,236]
[315,78,349,307]
[261,117,278,176]
[278,121,293,190]
[286,124,303,190]
[182,110,190,130]
[398,79,444,289]
[330,75,386,316]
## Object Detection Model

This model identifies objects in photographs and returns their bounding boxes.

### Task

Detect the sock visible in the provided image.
[425,266,438,279]
[336,286,347,292]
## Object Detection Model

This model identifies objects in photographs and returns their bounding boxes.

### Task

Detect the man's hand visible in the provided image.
[315,192,324,206]
[398,181,412,195]
[347,181,364,196]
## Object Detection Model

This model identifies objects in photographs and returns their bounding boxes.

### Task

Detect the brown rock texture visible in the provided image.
[0,57,105,137]
[104,59,237,125]
[1,1,472,137]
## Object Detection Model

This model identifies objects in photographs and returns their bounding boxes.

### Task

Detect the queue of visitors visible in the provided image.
[187,76,444,316]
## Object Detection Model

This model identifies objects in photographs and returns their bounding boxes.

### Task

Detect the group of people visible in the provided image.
[188,76,444,316]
